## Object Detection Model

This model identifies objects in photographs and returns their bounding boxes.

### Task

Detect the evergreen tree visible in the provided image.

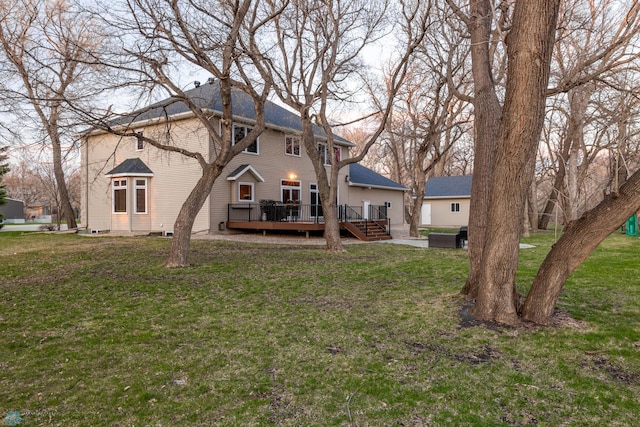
[0,146,9,229]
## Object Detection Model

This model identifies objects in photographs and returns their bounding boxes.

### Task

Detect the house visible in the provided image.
[345,163,406,219]
[0,198,25,224]
[421,175,472,228]
[81,80,405,239]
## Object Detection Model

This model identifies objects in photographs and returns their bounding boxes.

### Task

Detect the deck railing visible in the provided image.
[228,203,323,223]
[228,203,389,234]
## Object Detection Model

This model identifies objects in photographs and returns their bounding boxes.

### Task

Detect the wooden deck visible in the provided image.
[226,220,325,232]
[226,203,391,241]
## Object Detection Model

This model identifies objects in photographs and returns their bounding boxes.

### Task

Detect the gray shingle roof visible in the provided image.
[106,158,154,176]
[348,164,406,191]
[424,175,472,198]
[111,80,354,146]
[226,164,265,182]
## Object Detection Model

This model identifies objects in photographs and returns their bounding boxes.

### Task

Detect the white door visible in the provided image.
[363,200,370,220]
[421,203,431,225]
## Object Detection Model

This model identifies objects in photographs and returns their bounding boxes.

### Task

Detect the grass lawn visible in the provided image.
[1,231,639,426]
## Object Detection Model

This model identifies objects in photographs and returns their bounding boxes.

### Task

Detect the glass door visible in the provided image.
[281,180,301,220]
[310,183,323,218]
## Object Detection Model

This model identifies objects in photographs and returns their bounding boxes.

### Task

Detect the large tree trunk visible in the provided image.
[165,166,222,268]
[460,0,502,298]
[522,169,640,324]
[409,151,428,237]
[322,200,344,252]
[300,116,345,253]
[51,137,77,229]
[472,0,561,324]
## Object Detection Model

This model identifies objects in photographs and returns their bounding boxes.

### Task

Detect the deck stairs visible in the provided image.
[341,220,392,242]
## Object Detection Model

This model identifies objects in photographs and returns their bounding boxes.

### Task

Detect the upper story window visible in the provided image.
[285,135,301,157]
[234,124,259,155]
[317,143,341,165]
[112,179,127,213]
[135,131,144,151]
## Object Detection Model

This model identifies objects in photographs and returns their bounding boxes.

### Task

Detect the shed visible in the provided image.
[422,175,472,228]
[0,198,25,223]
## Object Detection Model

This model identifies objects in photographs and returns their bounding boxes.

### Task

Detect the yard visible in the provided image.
[1,231,639,426]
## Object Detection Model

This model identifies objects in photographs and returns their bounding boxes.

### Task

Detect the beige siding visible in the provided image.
[82,119,211,233]
[344,185,405,226]
[209,127,349,230]
[83,115,401,235]
[426,198,470,228]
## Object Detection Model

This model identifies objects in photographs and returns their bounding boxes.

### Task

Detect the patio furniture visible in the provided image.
[429,232,461,249]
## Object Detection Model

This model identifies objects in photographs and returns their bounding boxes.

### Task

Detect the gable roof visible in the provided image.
[226,164,265,182]
[348,164,406,191]
[106,158,154,177]
[109,80,354,147]
[424,175,472,198]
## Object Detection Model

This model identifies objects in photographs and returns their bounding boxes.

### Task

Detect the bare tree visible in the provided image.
[446,0,508,298]
[391,8,472,237]
[87,0,278,267]
[244,0,430,252]
[4,155,79,227]
[538,0,640,229]
[444,0,640,325]
[384,67,469,236]
[0,0,106,229]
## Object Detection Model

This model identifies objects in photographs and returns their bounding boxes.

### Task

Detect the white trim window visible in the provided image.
[317,143,340,165]
[135,131,144,151]
[233,124,259,154]
[281,179,301,203]
[285,135,301,157]
[238,182,255,202]
[134,178,148,214]
[385,201,392,209]
[112,179,127,213]
[451,202,460,213]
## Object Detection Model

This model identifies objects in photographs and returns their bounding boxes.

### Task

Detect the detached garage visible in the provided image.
[0,198,25,224]
[421,176,472,228]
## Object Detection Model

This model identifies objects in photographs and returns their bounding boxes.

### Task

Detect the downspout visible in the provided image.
[83,137,89,231]
[129,177,133,232]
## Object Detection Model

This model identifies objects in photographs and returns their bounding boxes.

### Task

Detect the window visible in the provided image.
[233,124,259,154]
[385,201,392,209]
[239,182,254,202]
[112,179,127,213]
[134,178,147,214]
[451,202,460,213]
[285,135,301,156]
[135,131,144,151]
[281,179,301,203]
[317,143,340,165]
